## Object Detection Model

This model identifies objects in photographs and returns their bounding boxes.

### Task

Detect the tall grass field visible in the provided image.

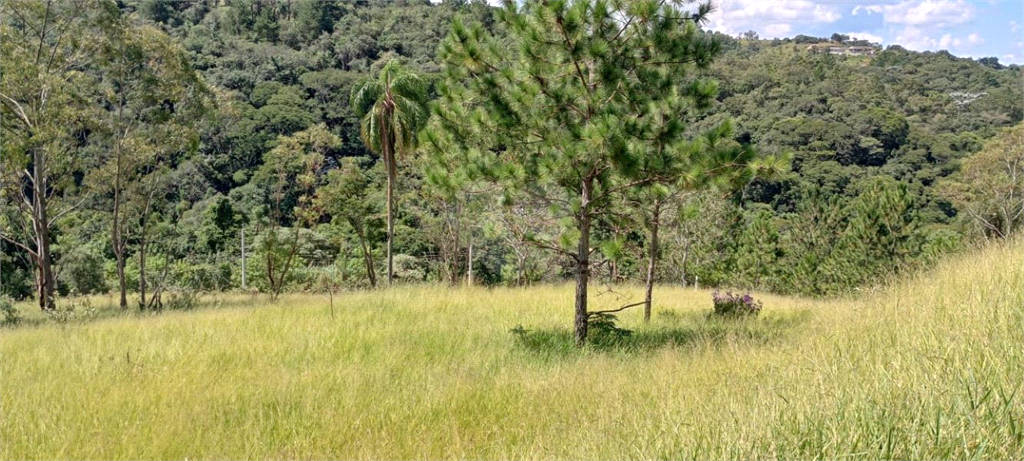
[2,237,1021,459]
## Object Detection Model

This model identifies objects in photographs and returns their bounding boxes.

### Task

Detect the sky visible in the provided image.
[702,0,1024,64]
[465,0,1023,64]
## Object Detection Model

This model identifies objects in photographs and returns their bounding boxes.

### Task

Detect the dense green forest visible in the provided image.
[3,0,1021,313]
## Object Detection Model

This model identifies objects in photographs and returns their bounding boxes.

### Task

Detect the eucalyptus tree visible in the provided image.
[940,123,1024,239]
[427,0,762,344]
[351,60,429,285]
[92,4,210,309]
[253,124,338,300]
[317,158,383,288]
[0,0,99,311]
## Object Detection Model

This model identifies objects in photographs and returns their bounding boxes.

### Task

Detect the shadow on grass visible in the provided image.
[511,309,812,358]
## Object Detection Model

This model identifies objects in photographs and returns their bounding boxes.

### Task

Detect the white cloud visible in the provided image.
[763,23,793,36]
[845,31,885,44]
[880,0,976,28]
[881,1,985,54]
[851,5,883,16]
[937,34,961,48]
[1012,21,1020,33]
[893,26,934,50]
[893,28,987,56]
[704,0,842,38]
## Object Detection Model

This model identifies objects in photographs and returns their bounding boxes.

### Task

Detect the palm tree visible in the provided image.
[351,60,429,285]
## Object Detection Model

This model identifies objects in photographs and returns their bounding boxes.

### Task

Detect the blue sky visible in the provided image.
[465,0,1022,64]
[703,0,1024,64]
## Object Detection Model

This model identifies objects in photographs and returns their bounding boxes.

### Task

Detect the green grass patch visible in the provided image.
[2,237,1021,459]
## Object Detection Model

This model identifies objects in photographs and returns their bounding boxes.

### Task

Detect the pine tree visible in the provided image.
[428,0,759,344]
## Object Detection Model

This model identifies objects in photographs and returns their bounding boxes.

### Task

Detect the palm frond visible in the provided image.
[351,81,383,118]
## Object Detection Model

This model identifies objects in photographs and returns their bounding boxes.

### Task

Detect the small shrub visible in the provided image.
[712,291,763,317]
[72,295,97,320]
[57,247,108,296]
[588,312,633,341]
[47,303,76,324]
[164,289,200,311]
[1,297,20,326]
[393,254,426,281]
[42,295,97,324]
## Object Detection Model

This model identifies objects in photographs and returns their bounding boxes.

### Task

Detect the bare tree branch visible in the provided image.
[0,93,35,129]
[0,232,38,258]
[589,301,646,317]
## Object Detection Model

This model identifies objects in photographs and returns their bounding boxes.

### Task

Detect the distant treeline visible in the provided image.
[2,0,1020,309]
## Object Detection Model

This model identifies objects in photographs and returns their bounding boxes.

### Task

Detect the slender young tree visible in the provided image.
[93,5,209,309]
[253,124,338,301]
[428,0,762,345]
[351,60,429,285]
[317,158,382,288]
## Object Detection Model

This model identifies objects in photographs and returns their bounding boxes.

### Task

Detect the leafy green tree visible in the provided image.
[252,124,338,300]
[0,0,100,311]
[940,123,1024,238]
[92,5,209,309]
[427,0,754,344]
[317,158,383,288]
[351,60,429,285]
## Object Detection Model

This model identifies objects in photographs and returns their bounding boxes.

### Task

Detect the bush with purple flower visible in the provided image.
[711,291,763,317]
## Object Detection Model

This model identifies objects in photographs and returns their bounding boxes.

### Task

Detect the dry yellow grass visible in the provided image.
[2,236,1021,459]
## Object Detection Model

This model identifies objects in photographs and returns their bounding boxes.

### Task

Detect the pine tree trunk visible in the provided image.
[574,178,593,346]
[644,200,662,323]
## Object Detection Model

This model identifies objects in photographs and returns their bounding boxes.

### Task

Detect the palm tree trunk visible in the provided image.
[386,150,395,286]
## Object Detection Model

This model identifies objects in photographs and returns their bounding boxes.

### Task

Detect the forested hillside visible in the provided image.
[3,0,1021,308]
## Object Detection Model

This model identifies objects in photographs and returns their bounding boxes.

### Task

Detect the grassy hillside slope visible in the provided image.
[2,237,1021,459]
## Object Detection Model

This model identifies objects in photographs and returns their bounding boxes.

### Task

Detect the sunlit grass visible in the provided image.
[2,236,1021,459]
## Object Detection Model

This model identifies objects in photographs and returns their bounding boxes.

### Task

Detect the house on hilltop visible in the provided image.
[805,43,880,56]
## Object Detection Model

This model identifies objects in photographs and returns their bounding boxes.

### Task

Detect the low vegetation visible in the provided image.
[3,236,1020,459]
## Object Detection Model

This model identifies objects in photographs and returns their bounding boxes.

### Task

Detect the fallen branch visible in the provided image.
[589,301,646,317]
